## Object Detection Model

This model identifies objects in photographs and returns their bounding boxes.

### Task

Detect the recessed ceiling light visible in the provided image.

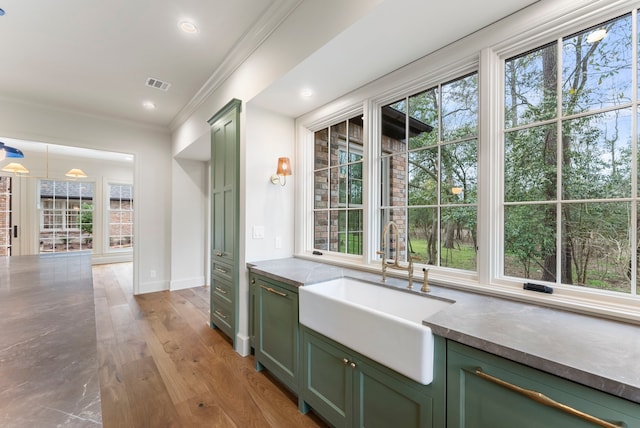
[300,88,314,98]
[142,101,156,110]
[178,20,198,34]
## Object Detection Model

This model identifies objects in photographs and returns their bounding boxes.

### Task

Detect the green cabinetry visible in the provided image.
[301,326,446,428]
[208,99,241,343]
[447,340,639,428]
[250,273,300,394]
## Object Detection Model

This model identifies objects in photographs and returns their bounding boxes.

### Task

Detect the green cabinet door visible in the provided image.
[301,327,352,427]
[252,275,299,393]
[301,326,444,428]
[354,356,435,428]
[208,99,241,343]
[447,340,639,428]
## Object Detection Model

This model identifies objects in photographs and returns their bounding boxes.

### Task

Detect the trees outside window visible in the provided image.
[379,74,478,271]
[504,13,635,293]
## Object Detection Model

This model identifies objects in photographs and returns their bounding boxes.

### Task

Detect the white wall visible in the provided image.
[0,97,172,294]
[170,158,208,291]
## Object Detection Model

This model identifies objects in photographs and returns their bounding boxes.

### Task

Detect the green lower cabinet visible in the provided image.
[301,326,445,428]
[447,340,640,428]
[251,274,299,394]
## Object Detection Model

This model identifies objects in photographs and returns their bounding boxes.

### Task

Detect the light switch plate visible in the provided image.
[253,226,265,239]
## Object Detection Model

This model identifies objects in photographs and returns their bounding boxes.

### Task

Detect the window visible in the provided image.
[379,74,478,271]
[108,183,133,250]
[0,177,11,256]
[313,117,364,255]
[301,3,640,318]
[503,13,637,294]
[39,180,93,253]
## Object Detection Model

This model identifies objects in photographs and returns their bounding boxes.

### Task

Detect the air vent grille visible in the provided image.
[145,77,171,91]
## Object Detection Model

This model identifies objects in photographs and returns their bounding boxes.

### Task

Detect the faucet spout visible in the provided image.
[378,221,414,288]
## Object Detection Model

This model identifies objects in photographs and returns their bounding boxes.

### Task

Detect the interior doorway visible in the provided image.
[0,138,134,267]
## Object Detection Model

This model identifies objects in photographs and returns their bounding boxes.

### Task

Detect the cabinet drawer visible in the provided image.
[211,260,233,282]
[447,340,640,428]
[211,296,233,337]
[212,276,233,303]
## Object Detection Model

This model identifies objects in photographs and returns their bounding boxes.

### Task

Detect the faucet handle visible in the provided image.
[421,268,430,293]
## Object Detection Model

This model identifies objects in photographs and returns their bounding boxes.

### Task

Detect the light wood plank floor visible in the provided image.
[93,263,328,428]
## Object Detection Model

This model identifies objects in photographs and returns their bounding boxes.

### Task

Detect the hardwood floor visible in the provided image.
[93,263,328,428]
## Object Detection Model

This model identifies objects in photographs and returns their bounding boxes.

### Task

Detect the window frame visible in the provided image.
[295,0,640,321]
[105,181,134,254]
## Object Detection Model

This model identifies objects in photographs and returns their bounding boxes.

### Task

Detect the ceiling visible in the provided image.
[0,0,541,135]
[0,0,296,129]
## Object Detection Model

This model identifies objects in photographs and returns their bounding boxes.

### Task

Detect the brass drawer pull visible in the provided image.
[259,284,287,297]
[215,286,227,295]
[471,368,625,428]
[215,267,228,274]
[214,310,227,320]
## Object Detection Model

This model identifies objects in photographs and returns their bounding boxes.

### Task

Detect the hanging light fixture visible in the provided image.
[0,141,25,161]
[65,168,88,179]
[1,162,29,175]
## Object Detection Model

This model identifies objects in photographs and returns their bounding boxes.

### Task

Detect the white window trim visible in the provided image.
[104,180,134,255]
[295,0,640,322]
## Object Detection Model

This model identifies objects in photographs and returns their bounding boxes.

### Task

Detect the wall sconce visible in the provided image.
[1,162,30,175]
[65,168,88,179]
[270,157,292,186]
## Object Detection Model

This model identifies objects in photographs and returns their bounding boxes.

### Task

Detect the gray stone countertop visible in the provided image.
[247,257,640,404]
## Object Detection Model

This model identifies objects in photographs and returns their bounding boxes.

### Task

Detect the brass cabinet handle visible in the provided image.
[214,286,227,295]
[215,267,228,274]
[250,279,256,284]
[213,310,227,320]
[342,358,349,365]
[215,251,223,257]
[471,368,625,428]
[259,284,287,297]
[349,362,357,369]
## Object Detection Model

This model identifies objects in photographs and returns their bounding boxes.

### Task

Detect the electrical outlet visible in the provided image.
[150,270,156,278]
[275,236,282,249]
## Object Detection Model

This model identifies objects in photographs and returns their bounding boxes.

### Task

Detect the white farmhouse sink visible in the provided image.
[299,277,453,385]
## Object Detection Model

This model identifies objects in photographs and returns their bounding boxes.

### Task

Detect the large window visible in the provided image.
[108,183,133,250]
[503,13,637,294]
[313,117,364,255]
[302,3,640,318]
[379,74,478,271]
[39,180,94,253]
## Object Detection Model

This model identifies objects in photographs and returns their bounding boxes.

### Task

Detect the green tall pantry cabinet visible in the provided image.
[208,99,241,344]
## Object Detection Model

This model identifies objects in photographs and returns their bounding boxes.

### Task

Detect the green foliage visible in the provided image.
[80,203,93,234]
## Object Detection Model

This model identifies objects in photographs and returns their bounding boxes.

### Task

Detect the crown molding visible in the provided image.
[169,0,303,131]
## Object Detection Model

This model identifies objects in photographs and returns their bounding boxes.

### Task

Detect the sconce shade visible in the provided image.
[276,157,292,176]
[65,168,88,178]
[2,162,29,174]
[270,157,292,186]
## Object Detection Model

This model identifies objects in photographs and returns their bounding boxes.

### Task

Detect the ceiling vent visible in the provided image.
[145,77,171,91]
